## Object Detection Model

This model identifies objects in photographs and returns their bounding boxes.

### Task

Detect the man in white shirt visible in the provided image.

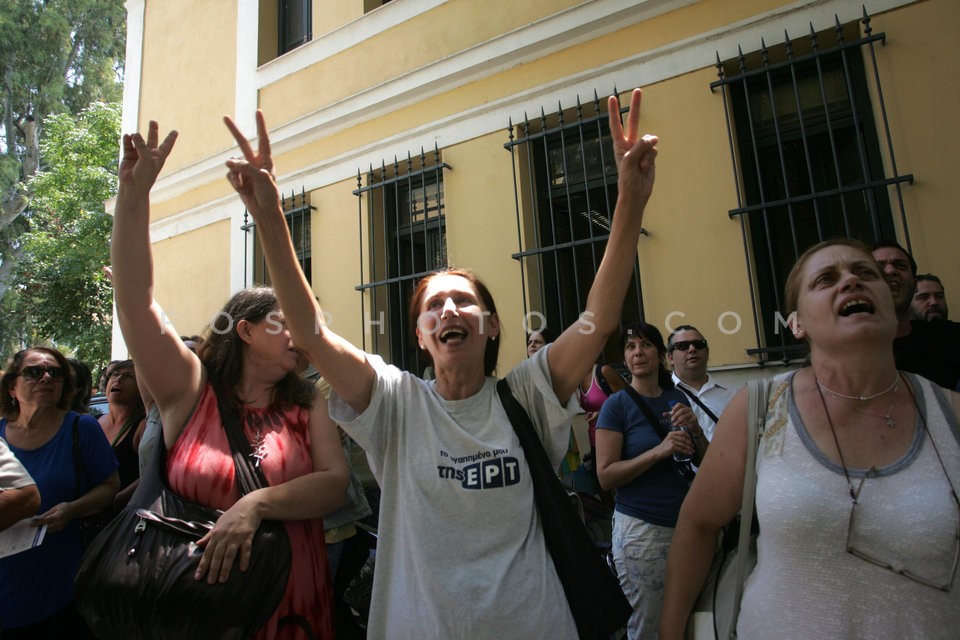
[667,325,736,441]
[0,437,40,531]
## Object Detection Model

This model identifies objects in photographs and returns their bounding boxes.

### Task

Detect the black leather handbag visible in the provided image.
[497,380,632,640]
[75,392,292,640]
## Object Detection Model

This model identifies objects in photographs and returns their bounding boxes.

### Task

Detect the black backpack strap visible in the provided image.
[70,413,85,499]
[620,386,696,482]
[676,384,720,425]
[621,386,670,440]
[594,363,613,396]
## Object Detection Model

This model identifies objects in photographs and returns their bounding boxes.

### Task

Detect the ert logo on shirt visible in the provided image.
[437,448,521,489]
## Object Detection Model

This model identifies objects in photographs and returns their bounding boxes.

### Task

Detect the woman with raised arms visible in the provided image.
[110,122,349,639]
[223,88,658,639]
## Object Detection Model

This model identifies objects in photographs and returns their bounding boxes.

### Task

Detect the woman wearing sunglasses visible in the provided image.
[661,238,960,639]
[0,346,119,637]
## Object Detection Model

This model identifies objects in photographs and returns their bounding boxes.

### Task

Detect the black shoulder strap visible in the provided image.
[495,378,633,638]
[621,386,670,440]
[676,384,720,425]
[71,413,84,499]
[594,363,614,396]
[212,383,272,495]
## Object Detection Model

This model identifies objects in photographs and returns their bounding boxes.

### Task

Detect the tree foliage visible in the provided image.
[3,102,120,367]
[0,0,125,366]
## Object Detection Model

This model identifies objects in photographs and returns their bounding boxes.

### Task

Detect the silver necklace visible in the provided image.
[816,375,900,402]
[816,374,900,428]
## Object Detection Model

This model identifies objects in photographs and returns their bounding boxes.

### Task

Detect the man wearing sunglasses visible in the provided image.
[0,437,40,531]
[666,326,735,441]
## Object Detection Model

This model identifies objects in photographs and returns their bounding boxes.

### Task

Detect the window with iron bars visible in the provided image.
[713,9,912,364]
[505,92,643,360]
[354,149,448,375]
[243,189,313,287]
[279,0,311,55]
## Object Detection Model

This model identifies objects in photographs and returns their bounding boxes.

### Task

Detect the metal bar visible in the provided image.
[760,38,801,257]
[356,170,366,352]
[504,110,611,150]
[556,103,583,326]
[352,163,452,195]
[835,16,880,237]
[714,55,763,358]
[539,107,565,329]
[737,46,786,329]
[784,30,824,237]
[507,117,531,326]
[808,23,852,230]
[726,174,912,217]
[523,115,548,324]
[710,31,886,89]
[860,8,912,251]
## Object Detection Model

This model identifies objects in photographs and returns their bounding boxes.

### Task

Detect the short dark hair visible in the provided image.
[527,328,556,344]
[1,347,76,419]
[68,358,94,413]
[916,273,943,287]
[667,324,702,349]
[620,321,673,390]
[871,238,917,275]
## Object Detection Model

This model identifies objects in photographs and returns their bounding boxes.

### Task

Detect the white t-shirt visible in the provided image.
[329,346,579,640]
[738,372,960,639]
[0,437,33,490]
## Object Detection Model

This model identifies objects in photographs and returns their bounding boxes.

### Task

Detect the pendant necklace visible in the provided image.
[816,373,901,428]
[246,413,268,468]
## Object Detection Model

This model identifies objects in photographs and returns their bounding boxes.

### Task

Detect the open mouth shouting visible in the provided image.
[839,297,876,317]
[438,326,469,344]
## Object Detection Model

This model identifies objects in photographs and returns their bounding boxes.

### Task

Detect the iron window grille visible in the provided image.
[279,0,312,55]
[354,148,449,374]
[242,188,314,287]
[505,91,644,359]
[713,8,912,364]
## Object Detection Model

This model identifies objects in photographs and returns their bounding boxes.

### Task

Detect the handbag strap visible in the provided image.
[621,386,670,440]
[70,413,85,500]
[730,377,772,631]
[212,383,271,495]
[676,385,720,425]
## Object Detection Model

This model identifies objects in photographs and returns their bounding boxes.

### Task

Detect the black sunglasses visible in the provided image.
[18,365,65,382]
[670,339,708,352]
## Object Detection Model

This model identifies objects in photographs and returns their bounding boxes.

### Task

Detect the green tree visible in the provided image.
[5,102,120,367]
[0,0,125,360]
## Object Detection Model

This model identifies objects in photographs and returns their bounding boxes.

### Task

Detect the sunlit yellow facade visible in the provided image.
[114,0,960,385]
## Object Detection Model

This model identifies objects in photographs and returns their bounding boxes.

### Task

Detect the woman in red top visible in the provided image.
[110,124,348,639]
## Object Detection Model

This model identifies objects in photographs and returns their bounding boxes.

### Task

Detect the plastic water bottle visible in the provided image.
[665,400,693,464]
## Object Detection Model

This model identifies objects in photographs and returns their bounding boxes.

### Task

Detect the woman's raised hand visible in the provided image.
[608,88,658,205]
[119,121,178,193]
[223,111,282,216]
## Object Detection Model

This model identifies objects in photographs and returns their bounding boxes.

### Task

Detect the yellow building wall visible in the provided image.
[316,0,365,37]
[310,181,365,348]
[629,71,753,368]
[259,0,583,124]
[442,133,526,375]
[131,0,956,370]
[151,219,234,336]
[870,0,960,309]
[139,0,237,177]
